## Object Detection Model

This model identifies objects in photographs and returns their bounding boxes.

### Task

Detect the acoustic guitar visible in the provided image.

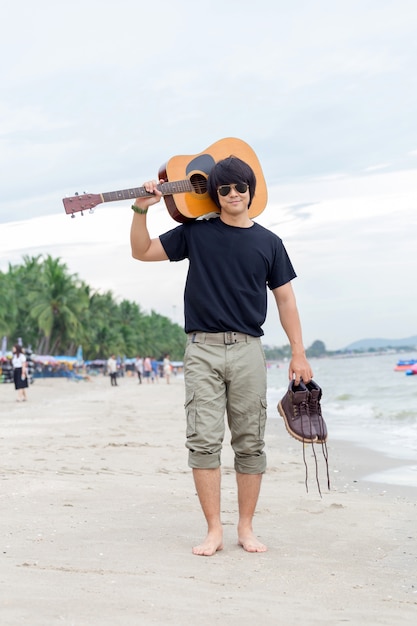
[62,137,268,222]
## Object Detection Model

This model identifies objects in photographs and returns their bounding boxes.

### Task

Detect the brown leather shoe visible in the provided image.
[306,380,328,443]
[278,381,318,443]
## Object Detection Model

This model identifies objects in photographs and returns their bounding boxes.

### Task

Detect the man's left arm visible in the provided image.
[272,282,314,384]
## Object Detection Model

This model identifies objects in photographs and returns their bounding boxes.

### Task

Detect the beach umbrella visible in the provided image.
[76,345,83,364]
[55,356,77,363]
[32,355,59,365]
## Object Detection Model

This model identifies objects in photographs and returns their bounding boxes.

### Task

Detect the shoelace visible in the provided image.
[293,399,316,441]
[305,441,330,497]
[302,398,331,497]
[308,394,325,434]
[293,399,309,418]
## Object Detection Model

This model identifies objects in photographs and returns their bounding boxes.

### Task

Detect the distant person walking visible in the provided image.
[107,354,118,386]
[163,353,172,384]
[151,357,159,383]
[143,356,152,383]
[12,344,28,402]
[135,355,143,384]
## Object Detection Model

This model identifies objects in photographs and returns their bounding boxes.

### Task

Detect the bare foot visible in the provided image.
[192,530,223,556]
[238,529,267,553]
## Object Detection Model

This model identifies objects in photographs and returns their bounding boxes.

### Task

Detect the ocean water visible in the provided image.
[266,352,417,488]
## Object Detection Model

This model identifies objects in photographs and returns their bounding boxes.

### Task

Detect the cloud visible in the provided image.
[1,1,417,350]
[1,166,416,351]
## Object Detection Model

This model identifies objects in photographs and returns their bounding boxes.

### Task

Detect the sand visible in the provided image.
[1,374,416,625]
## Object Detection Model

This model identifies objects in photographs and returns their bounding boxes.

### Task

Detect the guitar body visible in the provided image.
[62,137,268,222]
[159,137,268,222]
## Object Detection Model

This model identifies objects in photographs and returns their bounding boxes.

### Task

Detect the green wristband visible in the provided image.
[131,204,148,214]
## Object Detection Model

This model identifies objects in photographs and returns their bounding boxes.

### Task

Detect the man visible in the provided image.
[135,355,143,384]
[130,155,313,556]
[107,354,118,386]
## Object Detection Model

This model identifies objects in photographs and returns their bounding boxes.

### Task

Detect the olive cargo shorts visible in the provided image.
[184,333,267,474]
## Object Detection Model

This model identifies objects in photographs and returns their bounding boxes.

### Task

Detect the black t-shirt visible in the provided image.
[160,217,296,336]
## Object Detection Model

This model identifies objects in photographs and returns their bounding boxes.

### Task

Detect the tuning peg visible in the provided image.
[89,208,95,214]
[71,213,76,219]
[75,192,79,196]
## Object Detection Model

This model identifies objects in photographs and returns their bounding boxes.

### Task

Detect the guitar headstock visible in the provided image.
[62,192,103,216]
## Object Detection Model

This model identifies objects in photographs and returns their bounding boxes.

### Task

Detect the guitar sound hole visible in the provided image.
[189,174,208,195]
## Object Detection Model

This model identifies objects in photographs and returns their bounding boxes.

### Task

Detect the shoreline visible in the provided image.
[268,413,417,496]
[2,373,416,496]
[4,372,417,494]
[1,375,416,625]
[266,352,417,491]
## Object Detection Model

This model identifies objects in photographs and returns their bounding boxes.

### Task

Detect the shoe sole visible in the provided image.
[277,401,318,444]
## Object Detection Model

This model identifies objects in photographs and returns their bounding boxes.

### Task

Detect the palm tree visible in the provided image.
[118,299,146,356]
[2,254,186,359]
[28,256,88,354]
[81,290,124,358]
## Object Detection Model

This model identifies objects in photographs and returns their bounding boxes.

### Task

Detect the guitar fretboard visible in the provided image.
[102,179,193,203]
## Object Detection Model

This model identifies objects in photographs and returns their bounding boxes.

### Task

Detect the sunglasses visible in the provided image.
[217,182,249,196]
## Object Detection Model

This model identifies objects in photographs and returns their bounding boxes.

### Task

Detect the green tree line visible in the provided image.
[0,255,186,361]
[1,255,330,362]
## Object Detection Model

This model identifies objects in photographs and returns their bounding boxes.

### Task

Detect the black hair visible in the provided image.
[207,156,257,210]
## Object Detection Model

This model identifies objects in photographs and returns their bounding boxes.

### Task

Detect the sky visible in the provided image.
[1,0,416,351]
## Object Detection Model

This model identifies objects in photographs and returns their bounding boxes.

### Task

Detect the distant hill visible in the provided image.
[343,336,417,351]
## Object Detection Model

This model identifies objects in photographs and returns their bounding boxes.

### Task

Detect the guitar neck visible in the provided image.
[102,179,193,203]
[62,178,198,216]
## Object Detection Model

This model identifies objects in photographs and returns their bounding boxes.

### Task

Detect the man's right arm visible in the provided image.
[130,179,169,262]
